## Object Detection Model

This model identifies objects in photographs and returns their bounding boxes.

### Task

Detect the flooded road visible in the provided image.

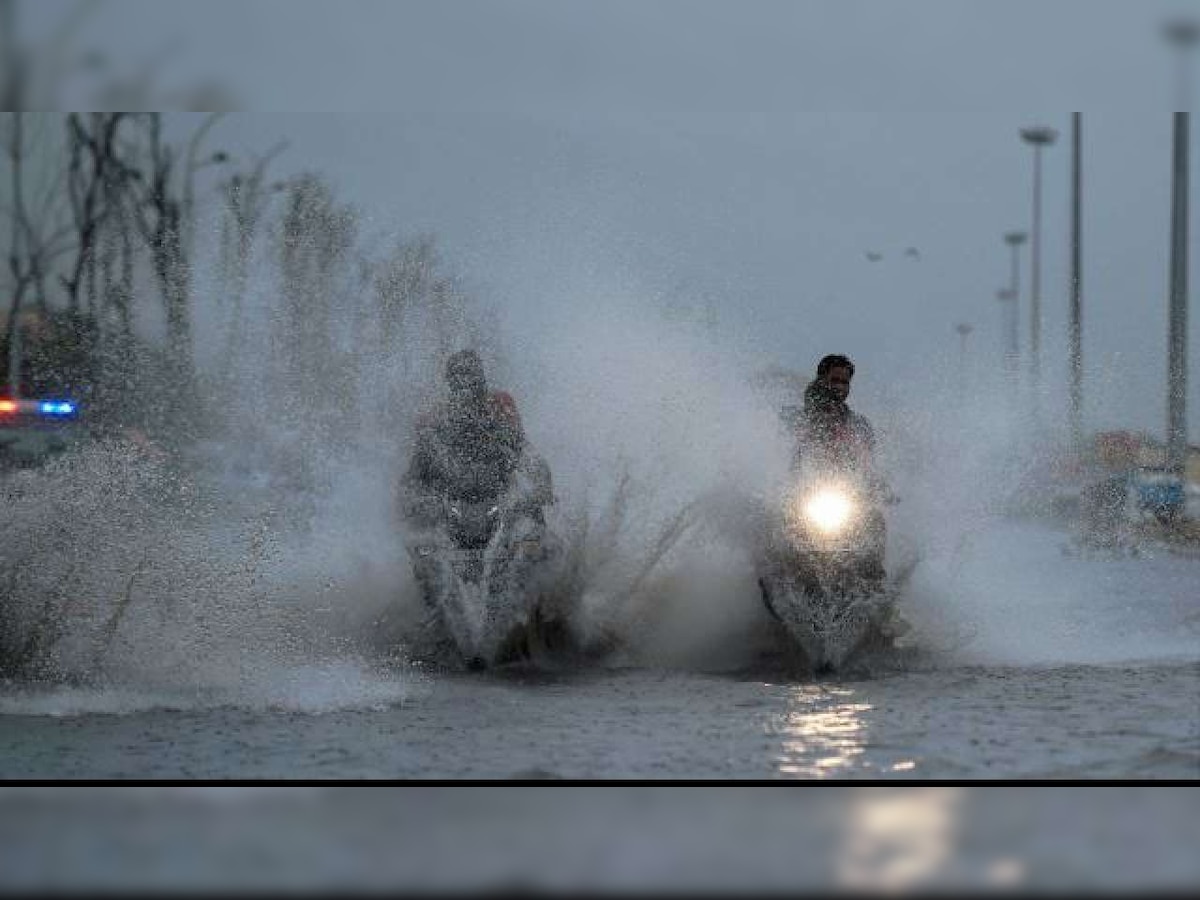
[1,511,1198,890]
[2,516,1198,780]
[2,657,1197,779]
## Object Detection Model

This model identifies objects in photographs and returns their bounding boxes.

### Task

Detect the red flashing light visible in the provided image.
[0,399,18,414]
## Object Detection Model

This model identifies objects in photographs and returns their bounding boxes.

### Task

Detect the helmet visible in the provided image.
[445,349,486,395]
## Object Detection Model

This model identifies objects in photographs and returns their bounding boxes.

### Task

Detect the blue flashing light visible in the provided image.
[39,400,77,417]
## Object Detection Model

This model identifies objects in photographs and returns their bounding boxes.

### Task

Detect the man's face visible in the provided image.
[823,366,852,401]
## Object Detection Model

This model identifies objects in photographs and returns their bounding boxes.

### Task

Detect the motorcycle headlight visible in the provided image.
[803,488,855,534]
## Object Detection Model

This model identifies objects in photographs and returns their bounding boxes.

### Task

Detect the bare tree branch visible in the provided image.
[61,112,128,311]
[181,111,227,260]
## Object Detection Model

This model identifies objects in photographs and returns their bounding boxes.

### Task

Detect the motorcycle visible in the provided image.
[405,459,563,670]
[756,462,908,673]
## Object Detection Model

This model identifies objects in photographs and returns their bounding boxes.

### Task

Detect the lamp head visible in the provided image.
[1020,125,1058,147]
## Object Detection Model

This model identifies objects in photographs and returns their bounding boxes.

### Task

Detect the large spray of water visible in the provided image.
[3,162,1194,714]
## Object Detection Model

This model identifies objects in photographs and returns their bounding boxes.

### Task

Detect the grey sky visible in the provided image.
[19,0,1200,440]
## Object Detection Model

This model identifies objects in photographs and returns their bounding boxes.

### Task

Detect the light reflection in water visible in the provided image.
[836,787,966,890]
[772,685,871,777]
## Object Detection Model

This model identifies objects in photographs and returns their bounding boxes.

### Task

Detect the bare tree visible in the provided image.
[120,112,225,393]
[180,111,228,264]
[366,234,480,375]
[273,172,358,407]
[61,112,130,314]
[216,140,288,387]
[103,190,136,341]
[3,112,76,395]
[129,114,188,377]
[370,233,438,356]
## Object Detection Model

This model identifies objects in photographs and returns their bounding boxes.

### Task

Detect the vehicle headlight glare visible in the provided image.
[803,489,854,533]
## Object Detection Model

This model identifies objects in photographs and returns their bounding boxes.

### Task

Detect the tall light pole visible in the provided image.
[1020,125,1058,422]
[996,288,1018,383]
[1163,18,1197,484]
[1002,230,1027,384]
[1069,112,1084,449]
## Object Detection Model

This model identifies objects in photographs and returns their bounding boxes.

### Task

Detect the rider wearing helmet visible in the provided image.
[401,349,551,526]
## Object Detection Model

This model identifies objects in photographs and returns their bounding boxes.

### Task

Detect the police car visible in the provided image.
[0,396,84,470]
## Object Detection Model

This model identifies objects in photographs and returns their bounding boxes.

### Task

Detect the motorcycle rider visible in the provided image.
[788,354,888,582]
[401,348,552,525]
[397,349,561,667]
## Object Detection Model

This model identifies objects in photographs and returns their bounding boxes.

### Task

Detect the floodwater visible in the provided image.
[2,659,1197,780]
[2,505,1199,891]
[1,517,1196,781]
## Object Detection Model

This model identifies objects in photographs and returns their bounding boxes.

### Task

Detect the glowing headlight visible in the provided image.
[803,489,855,533]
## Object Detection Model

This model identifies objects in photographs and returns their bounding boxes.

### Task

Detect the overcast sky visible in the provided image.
[19,0,1200,440]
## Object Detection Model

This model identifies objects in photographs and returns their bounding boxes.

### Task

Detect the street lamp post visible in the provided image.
[997,288,1018,382]
[1002,230,1027,384]
[1163,18,1197,484]
[1020,125,1058,422]
[1069,112,1084,449]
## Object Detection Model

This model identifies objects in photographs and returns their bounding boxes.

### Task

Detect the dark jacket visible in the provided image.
[794,379,876,473]
[404,389,526,503]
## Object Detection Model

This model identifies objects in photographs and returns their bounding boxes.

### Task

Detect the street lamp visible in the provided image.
[1002,230,1027,383]
[1069,113,1084,450]
[1003,230,1027,293]
[1164,18,1200,110]
[1020,124,1058,420]
[1162,17,1198,483]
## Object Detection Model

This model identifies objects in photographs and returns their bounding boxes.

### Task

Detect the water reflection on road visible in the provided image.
[836,788,969,890]
[770,685,872,777]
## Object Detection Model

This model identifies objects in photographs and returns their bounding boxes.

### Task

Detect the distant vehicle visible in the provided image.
[1130,466,1185,524]
[0,396,86,471]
